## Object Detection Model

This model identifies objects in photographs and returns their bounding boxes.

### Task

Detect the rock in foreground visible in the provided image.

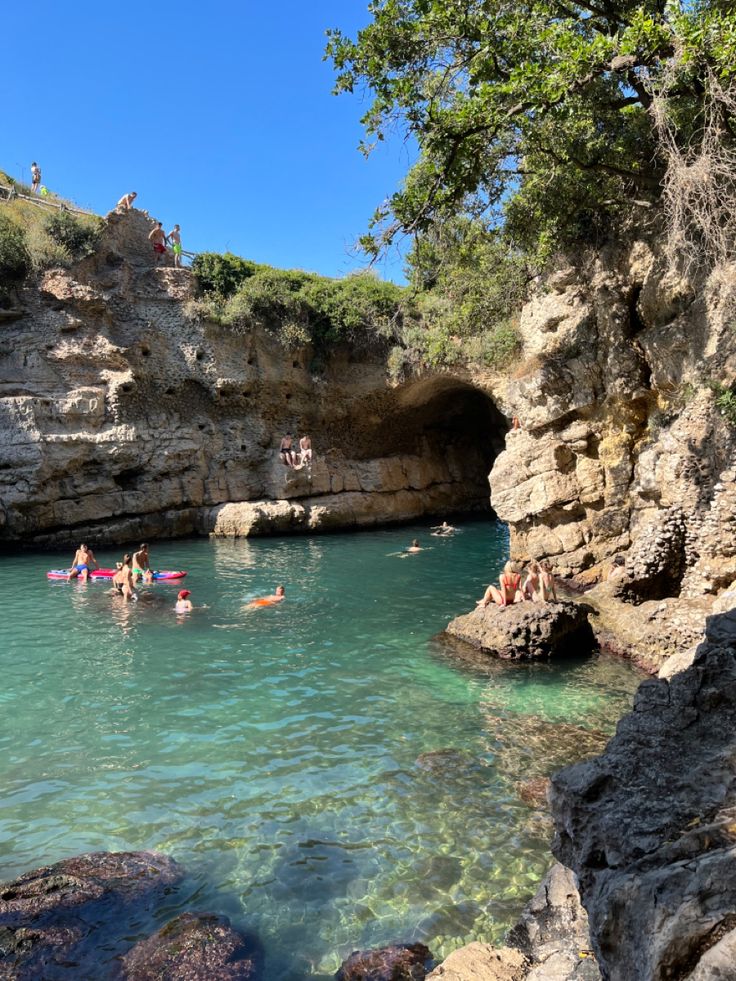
[336,943,432,980]
[120,912,261,980]
[0,851,181,980]
[551,609,736,980]
[445,602,594,660]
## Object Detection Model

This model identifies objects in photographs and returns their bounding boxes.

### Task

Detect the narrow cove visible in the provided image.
[0,520,642,979]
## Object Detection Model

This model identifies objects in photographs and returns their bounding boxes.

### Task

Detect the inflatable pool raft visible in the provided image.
[47,569,187,581]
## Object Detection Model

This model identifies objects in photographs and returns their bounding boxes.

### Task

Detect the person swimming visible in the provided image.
[247,585,286,607]
[406,539,423,553]
[431,521,456,537]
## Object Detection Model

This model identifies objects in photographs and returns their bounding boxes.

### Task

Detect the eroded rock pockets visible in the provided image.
[0,210,510,544]
[550,609,736,981]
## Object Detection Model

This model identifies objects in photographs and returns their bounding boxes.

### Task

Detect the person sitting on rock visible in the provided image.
[68,543,99,582]
[539,560,558,602]
[299,434,313,467]
[477,561,524,608]
[149,222,167,263]
[523,560,543,601]
[279,434,296,467]
[117,191,137,212]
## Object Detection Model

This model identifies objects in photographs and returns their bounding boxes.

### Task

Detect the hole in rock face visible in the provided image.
[113,466,144,490]
[140,344,151,357]
[195,350,204,362]
[326,378,508,514]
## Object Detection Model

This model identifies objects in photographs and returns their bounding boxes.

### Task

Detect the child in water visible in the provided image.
[175,589,193,613]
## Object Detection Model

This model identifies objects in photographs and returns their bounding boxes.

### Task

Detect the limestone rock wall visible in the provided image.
[0,210,502,546]
[488,241,736,599]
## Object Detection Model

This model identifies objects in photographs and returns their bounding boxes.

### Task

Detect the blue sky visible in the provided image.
[1,1,414,282]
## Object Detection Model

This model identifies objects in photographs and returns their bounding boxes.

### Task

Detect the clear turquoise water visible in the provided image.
[0,521,641,978]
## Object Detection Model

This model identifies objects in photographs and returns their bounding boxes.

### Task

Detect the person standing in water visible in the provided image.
[132,543,151,581]
[175,589,193,613]
[168,224,183,267]
[68,543,99,581]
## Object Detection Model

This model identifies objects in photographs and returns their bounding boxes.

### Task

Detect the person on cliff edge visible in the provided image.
[149,222,167,263]
[117,191,137,212]
[168,224,183,267]
[280,434,296,467]
[31,162,41,194]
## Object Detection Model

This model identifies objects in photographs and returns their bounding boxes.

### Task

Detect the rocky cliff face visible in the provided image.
[0,209,506,546]
[490,244,736,590]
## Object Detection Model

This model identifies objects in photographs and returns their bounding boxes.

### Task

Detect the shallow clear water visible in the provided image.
[0,521,641,978]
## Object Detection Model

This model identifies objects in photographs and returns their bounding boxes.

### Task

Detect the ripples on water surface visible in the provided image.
[0,521,642,978]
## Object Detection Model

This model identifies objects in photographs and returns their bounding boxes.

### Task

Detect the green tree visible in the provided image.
[327,0,736,253]
[0,215,30,299]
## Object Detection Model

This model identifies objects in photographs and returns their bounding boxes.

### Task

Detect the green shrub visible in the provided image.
[192,252,257,297]
[44,211,102,258]
[0,214,30,294]
[714,384,736,426]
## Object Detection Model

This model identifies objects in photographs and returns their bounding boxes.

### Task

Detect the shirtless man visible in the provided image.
[117,191,137,212]
[406,539,423,554]
[298,435,312,466]
[68,543,98,582]
[168,224,183,267]
[149,222,167,263]
[279,434,295,467]
[31,162,41,194]
[132,543,151,581]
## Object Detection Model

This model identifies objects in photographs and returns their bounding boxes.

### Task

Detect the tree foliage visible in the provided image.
[192,252,258,297]
[44,211,102,259]
[0,214,30,298]
[327,0,736,253]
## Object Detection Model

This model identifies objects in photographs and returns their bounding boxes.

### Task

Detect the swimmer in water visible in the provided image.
[175,589,193,613]
[431,521,456,537]
[247,585,286,607]
[406,539,423,553]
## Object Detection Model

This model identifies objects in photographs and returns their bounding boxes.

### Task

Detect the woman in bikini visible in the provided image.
[539,561,558,602]
[523,560,542,601]
[478,561,524,608]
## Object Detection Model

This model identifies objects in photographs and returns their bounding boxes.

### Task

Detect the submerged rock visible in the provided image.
[0,850,181,979]
[120,912,261,980]
[517,777,552,809]
[551,608,736,980]
[336,942,433,980]
[445,602,595,661]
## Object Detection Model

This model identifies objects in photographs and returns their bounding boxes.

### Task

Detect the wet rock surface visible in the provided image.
[335,942,433,980]
[0,851,181,979]
[445,602,595,661]
[551,609,736,980]
[120,912,261,980]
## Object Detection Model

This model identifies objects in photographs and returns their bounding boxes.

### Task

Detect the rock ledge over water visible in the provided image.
[445,601,594,660]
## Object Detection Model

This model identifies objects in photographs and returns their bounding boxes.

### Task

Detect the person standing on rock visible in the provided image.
[477,561,524,608]
[30,162,41,194]
[117,191,137,212]
[168,224,183,267]
[67,543,99,582]
[149,222,167,263]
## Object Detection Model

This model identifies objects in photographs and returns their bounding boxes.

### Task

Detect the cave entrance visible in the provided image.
[366,377,508,515]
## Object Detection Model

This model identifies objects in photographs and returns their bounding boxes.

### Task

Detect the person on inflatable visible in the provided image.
[248,585,286,607]
[68,543,99,582]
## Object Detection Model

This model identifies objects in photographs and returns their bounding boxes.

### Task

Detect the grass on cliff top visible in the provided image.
[0,170,103,290]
